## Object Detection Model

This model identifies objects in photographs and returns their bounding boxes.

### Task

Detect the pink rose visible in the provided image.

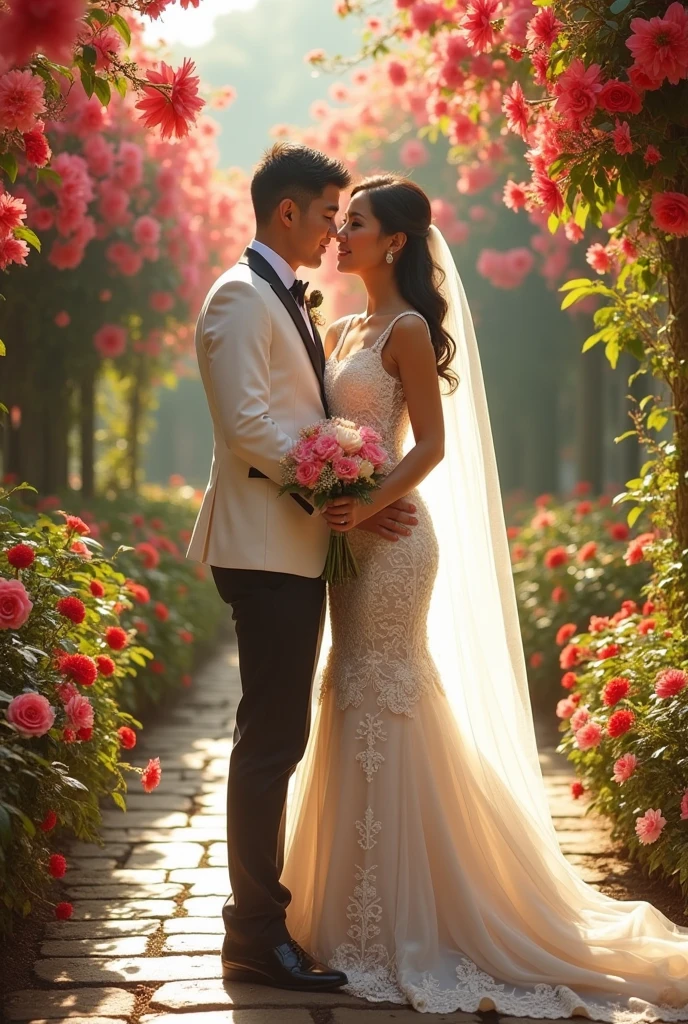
[312,433,341,461]
[575,721,603,750]
[65,693,94,731]
[359,442,387,467]
[556,698,576,720]
[295,460,324,488]
[292,438,317,463]
[570,706,590,731]
[650,191,688,238]
[6,692,55,738]
[0,578,33,629]
[332,456,360,482]
[360,425,382,443]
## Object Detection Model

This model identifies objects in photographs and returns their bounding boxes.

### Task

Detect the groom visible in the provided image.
[187,143,418,991]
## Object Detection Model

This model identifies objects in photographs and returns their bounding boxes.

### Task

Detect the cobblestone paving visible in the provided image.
[3,642,620,1024]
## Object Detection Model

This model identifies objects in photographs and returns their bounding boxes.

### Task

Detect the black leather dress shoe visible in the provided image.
[221,936,348,991]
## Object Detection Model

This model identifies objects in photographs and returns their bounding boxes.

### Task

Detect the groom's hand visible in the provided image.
[356,499,418,542]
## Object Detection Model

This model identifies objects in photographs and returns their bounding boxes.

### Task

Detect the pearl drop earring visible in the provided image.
[385,251,394,264]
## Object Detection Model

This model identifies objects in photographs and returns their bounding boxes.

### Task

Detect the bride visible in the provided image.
[280,173,688,1020]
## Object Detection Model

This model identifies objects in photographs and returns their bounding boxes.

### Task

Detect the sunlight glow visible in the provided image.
[142,0,260,47]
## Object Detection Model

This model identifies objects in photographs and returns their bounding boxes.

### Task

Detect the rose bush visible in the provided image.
[0,482,222,933]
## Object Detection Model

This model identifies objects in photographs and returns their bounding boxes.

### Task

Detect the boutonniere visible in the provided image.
[306,289,326,327]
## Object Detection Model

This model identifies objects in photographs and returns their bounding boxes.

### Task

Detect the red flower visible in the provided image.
[571,781,585,800]
[135,57,204,141]
[141,756,162,793]
[96,655,116,677]
[502,81,529,139]
[559,644,582,669]
[608,522,629,541]
[561,671,577,690]
[575,501,592,516]
[181,673,192,688]
[135,542,160,570]
[58,652,97,687]
[577,541,597,563]
[48,853,67,878]
[118,726,137,749]
[90,580,105,598]
[607,708,635,738]
[551,586,567,603]
[637,618,656,635]
[529,651,543,668]
[105,626,128,651]
[178,629,194,644]
[39,809,57,832]
[644,145,662,166]
[6,543,35,569]
[77,726,93,741]
[602,676,630,707]
[62,727,77,743]
[56,596,86,624]
[150,660,165,675]
[532,172,564,216]
[643,600,656,615]
[544,546,568,569]
[650,191,688,238]
[23,123,51,167]
[655,668,688,698]
[556,623,578,646]
[61,513,90,536]
[598,643,620,660]
[526,7,563,48]
[55,901,73,920]
[125,579,151,604]
[597,80,643,115]
[154,602,170,622]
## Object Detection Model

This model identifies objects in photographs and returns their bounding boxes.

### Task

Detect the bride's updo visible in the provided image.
[351,174,458,393]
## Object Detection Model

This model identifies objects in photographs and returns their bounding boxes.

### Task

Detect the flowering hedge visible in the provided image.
[554,590,688,891]
[0,484,221,934]
[507,483,652,708]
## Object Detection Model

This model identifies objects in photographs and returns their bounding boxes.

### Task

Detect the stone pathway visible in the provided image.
[3,641,622,1024]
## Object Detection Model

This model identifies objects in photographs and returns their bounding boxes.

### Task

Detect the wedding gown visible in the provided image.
[281,309,688,1020]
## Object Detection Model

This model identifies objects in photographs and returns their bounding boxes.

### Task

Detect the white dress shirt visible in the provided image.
[248,239,315,339]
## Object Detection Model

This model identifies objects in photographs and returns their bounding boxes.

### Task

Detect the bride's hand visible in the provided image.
[322,496,364,532]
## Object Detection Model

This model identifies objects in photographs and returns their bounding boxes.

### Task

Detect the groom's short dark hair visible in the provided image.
[251,143,351,226]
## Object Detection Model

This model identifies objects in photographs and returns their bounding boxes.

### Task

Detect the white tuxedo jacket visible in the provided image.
[186,247,331,577]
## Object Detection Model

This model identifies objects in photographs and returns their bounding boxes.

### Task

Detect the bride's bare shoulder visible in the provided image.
[323,314,356,358]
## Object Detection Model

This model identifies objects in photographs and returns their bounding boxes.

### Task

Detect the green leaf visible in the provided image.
[560,277,593,292]
[547,212,559,234]
[81,44,98,67]
[93,77,111,107]
[614,430,637,443]
[561,288,589,310]
[0,152,18,183]
[60,775,88,792]
[0,340,5,356]
[647,408,669,432]
[88,7,110,24]
[627,506,643,528]
[36,167,62,188]
[112,12,131,45]
[111,791,127,812]
[113,76,128,99]
[0,806,11,848]
[80,66,95,98]
[13,226,41,252]
[609,0,630,12]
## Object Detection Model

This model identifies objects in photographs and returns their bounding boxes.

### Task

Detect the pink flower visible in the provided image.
[597,80,643,115]
[359,442,387,467]
[149,291,174,313]
[360,426,382,443]
[400,139,429,168]
[575,721,603,750]
[502,81,529,139]
[387,60,407,87]
[650,191,688,238]
[94,324,127,359]
[613,753,637,784]
[292,438,317,463]
[312,433,341,461]
[553,59,603,126]
[570,706,590,732]
[54,311,70,328]
[0,578,33,629]
[0,68,46,133]
[295,460,324,488]
[532,172,564,216]
[411,2,443,35]
[644,144,662,166]
[526,8,563,49]
[654,667,688,699]
[503,180,528,212]
[0,0,86,66]
[65,693,94,731]
[611,119,634,156]
[135,58,204,141]
[6,692,55,738]
[332,456,360,482]
[625,3,688,87]
[577,540,598,562]
[133,216,161,247]
[461,0,501,53]
[556,622,577,647]
[556,698,576,719]
[634,808,666,845]
[141,756,162,792]
[0,191,26,238]
[586,243,612,274]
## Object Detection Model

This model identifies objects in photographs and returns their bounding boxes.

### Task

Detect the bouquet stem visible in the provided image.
[322,532,359,584]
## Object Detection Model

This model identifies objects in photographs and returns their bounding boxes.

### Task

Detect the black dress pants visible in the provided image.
[211,565,326,950]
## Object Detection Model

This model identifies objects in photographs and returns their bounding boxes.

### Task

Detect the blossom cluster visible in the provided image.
[280,418,388,498]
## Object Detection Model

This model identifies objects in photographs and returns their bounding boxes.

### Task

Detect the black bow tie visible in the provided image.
[289,278,309,307]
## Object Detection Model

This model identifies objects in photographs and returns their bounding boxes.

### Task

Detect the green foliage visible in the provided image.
[0,487,222,934]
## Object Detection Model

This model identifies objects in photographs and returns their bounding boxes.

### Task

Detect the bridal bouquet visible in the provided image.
[279,418,388,584]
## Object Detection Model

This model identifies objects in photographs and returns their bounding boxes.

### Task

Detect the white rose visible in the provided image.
[358,459,374,480]
[335,425,363,454]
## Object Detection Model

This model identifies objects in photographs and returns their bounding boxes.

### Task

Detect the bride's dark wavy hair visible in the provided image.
[351,174,459,393]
